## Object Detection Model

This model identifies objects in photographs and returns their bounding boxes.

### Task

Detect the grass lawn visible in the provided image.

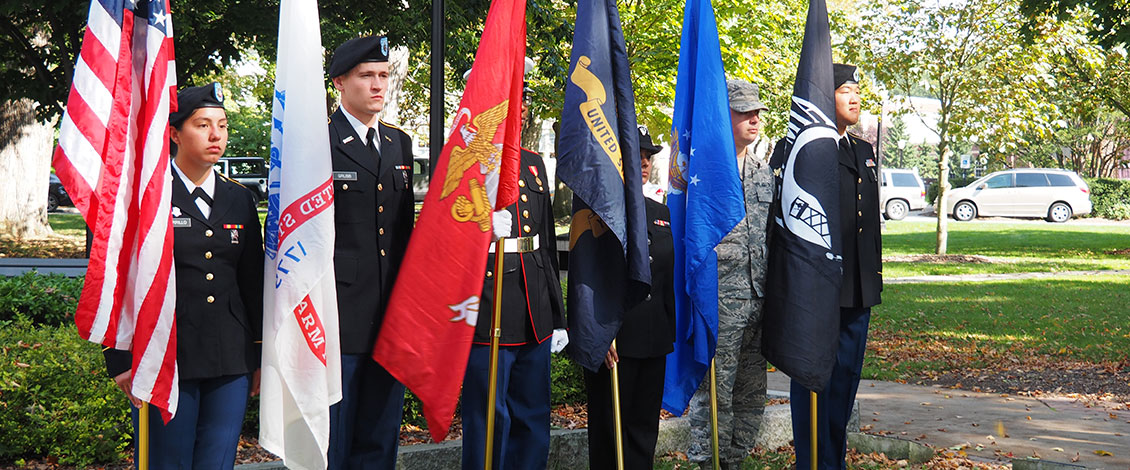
[882,220,1130,277]
[47,213,86,238]
[865,274,1130,381]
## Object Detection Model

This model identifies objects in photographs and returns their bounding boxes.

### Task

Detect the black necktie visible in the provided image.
[192,187,213,206]
[366,127,381,158]
[839,137,852,154]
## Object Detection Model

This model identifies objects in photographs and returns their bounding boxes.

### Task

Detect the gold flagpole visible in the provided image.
[483,237,507,470]
[138,403,149,470]
[483,236,534,470]
[610,340,625,470]
[810,391,818,470]
[710,359,720,470]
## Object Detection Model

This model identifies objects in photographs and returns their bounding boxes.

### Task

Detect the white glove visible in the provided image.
[550,329,569,354]
[492,210,512,241]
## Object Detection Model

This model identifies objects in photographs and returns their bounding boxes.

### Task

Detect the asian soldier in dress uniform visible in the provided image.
[325,35,416,469]
[686,79,772,470]
[583,126,676,470]
[461,68,568,470]
[789,63,883,470]
[104,83,264,470]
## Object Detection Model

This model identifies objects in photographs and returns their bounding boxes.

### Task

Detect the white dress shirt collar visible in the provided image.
[341,107,380,147]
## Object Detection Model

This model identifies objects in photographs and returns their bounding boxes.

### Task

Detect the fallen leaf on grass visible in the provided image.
[1052,447,1064,452]
[1093,449,1113,456]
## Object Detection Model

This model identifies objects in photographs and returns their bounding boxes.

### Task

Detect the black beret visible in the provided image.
[329,36,390,78]
[834,63,860,90]
[638,126,662,156]
[170,82,225,127]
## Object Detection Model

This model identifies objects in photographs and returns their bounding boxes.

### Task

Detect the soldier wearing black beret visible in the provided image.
[324,35,417,469]
[104,82,265,469]
[789,63,883,470]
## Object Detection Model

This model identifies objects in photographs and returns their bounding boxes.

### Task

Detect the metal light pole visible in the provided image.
[429,0,444,178]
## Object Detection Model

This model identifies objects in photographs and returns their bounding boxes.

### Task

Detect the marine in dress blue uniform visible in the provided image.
[324,35,417,469]
[461,142,566,470]
[583,127,676,470]
[789,63,883,470]
[104,83,264,470]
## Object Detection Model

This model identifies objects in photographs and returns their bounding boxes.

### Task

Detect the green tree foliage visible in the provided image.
[0,0,276,121]
[619,0,859,143]
[852,0,1056,254]
[1020,0,1130,48]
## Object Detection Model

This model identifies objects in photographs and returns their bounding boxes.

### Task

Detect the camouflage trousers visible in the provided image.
[687,296,767,466]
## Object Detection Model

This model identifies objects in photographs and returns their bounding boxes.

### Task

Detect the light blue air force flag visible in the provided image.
[763,0,844,393]
[661,0,746,415]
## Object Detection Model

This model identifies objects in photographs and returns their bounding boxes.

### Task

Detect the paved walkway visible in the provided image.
[768,372,1130,469]
[885,269,1130,284]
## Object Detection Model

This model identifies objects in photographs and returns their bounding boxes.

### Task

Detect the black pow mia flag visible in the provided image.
[763,0,844,393]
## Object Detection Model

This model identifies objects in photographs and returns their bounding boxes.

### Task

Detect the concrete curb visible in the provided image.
[236,395,860,469]
[1012,458,1088,470]
[846,433,933,463]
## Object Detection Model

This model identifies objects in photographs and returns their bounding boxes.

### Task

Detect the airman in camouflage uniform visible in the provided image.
[687,80,772,470]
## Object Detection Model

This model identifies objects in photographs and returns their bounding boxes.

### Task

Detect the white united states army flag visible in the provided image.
[260,0,342,468]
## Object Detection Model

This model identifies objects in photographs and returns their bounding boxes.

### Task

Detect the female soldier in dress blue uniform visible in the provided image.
[104,83,264,469]
[583,127,676,470]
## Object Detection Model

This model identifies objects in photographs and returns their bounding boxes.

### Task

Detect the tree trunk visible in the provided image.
[0,99,55,240]
[935,145,951,255]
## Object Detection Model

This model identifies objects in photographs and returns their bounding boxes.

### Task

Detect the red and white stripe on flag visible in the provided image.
[259,1,342,468]
[51,0,179,420]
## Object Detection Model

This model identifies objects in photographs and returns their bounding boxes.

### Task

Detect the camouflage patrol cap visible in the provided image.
[726,79,769,113]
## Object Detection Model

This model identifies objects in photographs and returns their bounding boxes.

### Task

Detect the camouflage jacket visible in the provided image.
[716,152,773,299]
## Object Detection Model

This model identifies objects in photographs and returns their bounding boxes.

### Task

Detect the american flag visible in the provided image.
[51,0,180,419]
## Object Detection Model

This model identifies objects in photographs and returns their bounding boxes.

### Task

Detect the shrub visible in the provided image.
[0,319,130,466]
[0,272,83,327]
[550,353,586,405]
[1084,178,1130,220]
[927,177,977,205]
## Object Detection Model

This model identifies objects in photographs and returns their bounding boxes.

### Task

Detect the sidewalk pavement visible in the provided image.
[768,371,1130,469]
[884,270,1130,284]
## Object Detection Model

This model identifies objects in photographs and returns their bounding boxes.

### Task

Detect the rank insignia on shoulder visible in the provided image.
[865,158,876,168]
[223,224,244,230]
[654,219,670,227]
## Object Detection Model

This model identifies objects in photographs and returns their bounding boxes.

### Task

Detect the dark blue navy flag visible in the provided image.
[763,0,843,393]
[661,0,745,415]
[558,0,651,373]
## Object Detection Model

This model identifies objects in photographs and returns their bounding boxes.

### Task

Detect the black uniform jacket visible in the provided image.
[614,198,676,359]
[328,109,415,354]
[474,149,566,346]
[105,170,264,381]
[838,133,883,309]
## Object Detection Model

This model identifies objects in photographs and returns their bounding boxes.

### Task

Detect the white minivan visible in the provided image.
[945,168,1092,223]
[880,168,928,220]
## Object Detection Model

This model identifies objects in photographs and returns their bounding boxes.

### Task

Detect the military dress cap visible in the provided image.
[726,79,769,113]
[638,126,662,156]
[834,63,860,90]
[170,82,225,127]
[329,35,390,78]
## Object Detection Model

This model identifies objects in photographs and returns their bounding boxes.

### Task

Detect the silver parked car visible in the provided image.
[945,168,1092,223]
[880,168,928,220]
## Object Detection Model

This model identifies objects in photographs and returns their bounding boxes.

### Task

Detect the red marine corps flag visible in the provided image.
[371,0,525,443]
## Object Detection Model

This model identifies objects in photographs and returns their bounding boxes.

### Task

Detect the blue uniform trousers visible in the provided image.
[328,354,406,469]
[790,306,871,470]
[132,374,250,470]
[462,340,551,470]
